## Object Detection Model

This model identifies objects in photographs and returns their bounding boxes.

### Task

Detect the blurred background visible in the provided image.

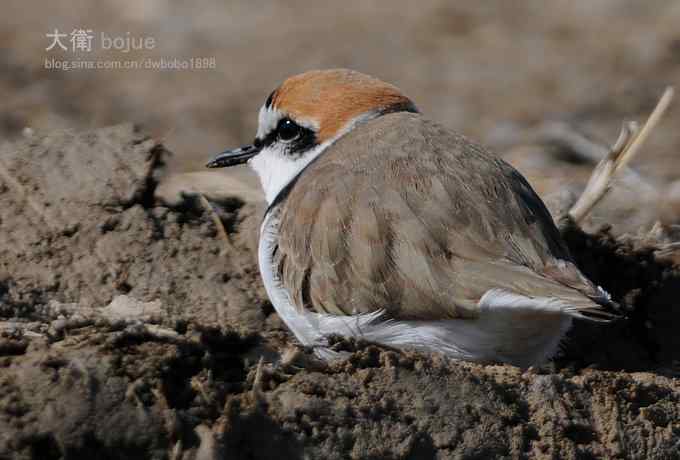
[2,0,679,231]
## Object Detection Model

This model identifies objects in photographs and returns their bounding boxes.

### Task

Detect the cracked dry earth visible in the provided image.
[0,124,679,459]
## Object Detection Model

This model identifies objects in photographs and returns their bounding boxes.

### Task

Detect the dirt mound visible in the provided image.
[0,124,266,331]
[0,125,679,459]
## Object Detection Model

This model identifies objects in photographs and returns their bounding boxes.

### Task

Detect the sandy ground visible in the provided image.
[0,121,678,459]
[1,1,680,459]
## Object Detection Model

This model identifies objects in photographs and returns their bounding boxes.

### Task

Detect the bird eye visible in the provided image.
[277,119,301,143]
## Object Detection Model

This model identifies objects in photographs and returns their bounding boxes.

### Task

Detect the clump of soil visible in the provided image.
[0,125,678,459]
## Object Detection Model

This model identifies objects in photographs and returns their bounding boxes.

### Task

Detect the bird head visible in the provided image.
[207,69,417,203]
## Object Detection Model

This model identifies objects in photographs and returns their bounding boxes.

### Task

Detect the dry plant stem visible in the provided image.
[569,87,675,224]
[250,356,266,406]
[253,356,265,390]
[199,193,234,256]
[568,122,637,222]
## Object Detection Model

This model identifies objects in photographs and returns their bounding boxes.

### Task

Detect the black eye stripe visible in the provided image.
[264,90,276,109]
[255,127,278,149]
[254,117,317,157]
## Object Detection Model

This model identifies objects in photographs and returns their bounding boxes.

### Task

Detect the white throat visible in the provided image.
[248,142,329,204]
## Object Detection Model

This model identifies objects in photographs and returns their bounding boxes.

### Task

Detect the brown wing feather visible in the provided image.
[275,112,604,320]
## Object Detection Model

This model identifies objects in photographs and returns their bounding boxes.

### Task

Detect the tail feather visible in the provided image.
[470,258,622,322]
[542,260,623,322]
[540,281,624,323]
[565,305,622,322]
[479,286,623,323]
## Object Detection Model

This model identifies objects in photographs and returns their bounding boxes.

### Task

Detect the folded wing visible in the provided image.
[275,113,618,322]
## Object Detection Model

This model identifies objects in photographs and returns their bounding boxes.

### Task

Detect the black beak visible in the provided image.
[206,144,260,168]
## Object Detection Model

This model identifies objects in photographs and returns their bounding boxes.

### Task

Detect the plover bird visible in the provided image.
[207,69,618,367]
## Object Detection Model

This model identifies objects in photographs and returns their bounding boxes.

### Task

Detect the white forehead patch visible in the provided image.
[256,105,283,139]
